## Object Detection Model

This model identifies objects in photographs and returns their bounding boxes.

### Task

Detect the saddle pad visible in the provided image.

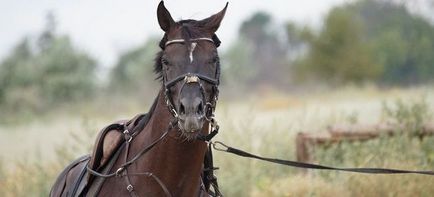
[87,114,146,181]
[49,155,90,197]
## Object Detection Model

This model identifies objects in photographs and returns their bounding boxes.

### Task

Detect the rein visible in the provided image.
[211,141,434,176]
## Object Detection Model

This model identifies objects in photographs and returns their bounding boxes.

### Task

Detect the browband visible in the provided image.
[165,38,214,47]
[165,72,219,89]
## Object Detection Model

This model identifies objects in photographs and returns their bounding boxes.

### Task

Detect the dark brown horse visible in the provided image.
[50,1,227,196]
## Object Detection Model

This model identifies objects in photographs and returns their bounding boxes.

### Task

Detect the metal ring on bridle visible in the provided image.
[212,141,228,152]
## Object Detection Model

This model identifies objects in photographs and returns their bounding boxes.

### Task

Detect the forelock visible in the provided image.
[154,20,221,82]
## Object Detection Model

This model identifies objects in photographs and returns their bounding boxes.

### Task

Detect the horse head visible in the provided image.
[155,1,227,140]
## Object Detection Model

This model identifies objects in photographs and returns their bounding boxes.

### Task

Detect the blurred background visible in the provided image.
[1,0,434,196]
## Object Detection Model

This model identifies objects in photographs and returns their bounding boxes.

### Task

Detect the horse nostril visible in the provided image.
[197,101,204,115]
[180,103,186,115]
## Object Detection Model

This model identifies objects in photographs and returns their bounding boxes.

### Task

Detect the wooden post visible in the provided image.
[296,133,309,163]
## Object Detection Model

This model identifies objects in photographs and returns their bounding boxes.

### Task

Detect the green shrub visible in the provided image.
[0,15,97,122]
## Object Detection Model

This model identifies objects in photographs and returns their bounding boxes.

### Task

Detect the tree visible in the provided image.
[109,37,160,93]
[0,12,97,112]
[0,38,33,105]
[351,0,434,85]
[294,0,434,86]
[296,7,381,84]
[223,12,291,90]
[220,38,255,86]
[36,36,97,102]
[285,22,311,67]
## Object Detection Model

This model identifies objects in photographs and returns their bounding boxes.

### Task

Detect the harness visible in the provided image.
[84,37,223,197]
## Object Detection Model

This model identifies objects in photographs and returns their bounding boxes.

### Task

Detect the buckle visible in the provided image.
[123,130,132,142]
[115,167,125,177]
[126,184,134,192]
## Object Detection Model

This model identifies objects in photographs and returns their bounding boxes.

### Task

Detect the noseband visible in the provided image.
[162,38,220,121]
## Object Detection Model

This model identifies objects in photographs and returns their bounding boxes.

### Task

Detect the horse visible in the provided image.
[50,1,227,196]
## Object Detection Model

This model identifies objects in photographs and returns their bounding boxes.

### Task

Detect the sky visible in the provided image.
[0,0,348,67]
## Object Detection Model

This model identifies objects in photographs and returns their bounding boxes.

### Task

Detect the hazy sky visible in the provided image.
[0,0,347,67]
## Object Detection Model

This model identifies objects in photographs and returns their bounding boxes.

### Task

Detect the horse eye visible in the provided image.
[209,57,219,64]
[161,58,169,66]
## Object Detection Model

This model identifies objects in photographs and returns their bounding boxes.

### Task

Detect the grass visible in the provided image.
[0,86,434,196]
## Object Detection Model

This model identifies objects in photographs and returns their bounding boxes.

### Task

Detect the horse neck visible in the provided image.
[129,89,208,195]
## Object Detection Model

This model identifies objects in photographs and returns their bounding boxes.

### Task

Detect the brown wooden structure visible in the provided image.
[296,122,434,164]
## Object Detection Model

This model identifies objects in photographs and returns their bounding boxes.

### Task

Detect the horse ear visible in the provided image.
[198,2,228,33]
[157,1,175,32]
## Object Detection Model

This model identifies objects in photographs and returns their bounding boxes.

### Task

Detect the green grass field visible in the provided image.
[1,86,434,196]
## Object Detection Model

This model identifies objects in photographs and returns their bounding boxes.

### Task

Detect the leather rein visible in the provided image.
[87,37,222,197]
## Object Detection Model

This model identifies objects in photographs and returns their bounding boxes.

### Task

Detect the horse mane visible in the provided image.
[153,20,221,81]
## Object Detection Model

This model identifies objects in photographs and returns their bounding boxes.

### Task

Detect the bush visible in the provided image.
[0,16,97,119]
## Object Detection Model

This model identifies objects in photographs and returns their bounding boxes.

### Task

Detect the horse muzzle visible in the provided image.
[177,96,205,133]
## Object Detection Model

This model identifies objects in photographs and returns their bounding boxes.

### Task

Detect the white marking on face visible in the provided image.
[189,42,197,63]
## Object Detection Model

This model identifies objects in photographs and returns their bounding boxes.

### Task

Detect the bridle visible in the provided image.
[162,37,220,123]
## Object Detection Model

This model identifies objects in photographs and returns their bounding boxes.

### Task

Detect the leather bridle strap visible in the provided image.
[212,141,434,176]
[196,118,219,142]
[122,120,176,168]
[125,172,172,197]
[122,137,172,197]
[165,38,214,47]
[165,73,219,89]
